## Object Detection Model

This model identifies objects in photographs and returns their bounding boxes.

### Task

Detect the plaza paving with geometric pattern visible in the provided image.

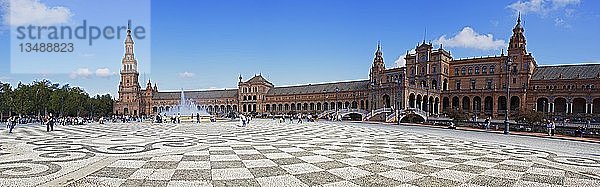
[1,120,599,187]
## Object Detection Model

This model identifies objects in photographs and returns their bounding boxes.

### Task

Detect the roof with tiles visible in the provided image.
[245,74,273,85]
[153,89,238,100]
[531,64,600,80]
[266,80,370,96]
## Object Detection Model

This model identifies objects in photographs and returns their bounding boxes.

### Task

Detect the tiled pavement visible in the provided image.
[1,120,599,186]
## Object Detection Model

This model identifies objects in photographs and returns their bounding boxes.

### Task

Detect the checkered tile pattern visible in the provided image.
[69,130,600,186]
[4,120,599,186]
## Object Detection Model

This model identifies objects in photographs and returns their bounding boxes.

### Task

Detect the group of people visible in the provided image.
[273,114,322,124]
[6,115,19,133]
[326,114,343,121]
[239,114,251,127]
[546,120,556,136]
[153,114,181,124]
[483,117,493,130]
[4,113,57,133]
[154,113,215,124]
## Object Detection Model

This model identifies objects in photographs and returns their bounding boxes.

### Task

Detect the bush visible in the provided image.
[515,110,545,125]
[446,109,468,122]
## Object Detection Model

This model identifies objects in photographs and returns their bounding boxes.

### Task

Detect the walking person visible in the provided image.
[46,113,55,132]
[8,116,16,133]
[196,113,200,123]
[550,120,556,136]
[546,120,552,136]
[240,115,246,127]
[484,117,490,130]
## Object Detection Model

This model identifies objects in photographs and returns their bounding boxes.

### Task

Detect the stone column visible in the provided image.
[586,103,589,114]
[551,103,555,113]
[591,104,594,114]
[569,103,573,113]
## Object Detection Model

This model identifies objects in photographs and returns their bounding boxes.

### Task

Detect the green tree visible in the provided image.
[2,80,114,118]
[30,80,55,116]
[49,85,69,117]
[64,87,89,117]
[12,82,35,115]
[90,94,114,117]
[0,82,13,119]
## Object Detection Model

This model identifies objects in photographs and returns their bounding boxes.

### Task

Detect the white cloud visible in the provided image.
[0,76,11,82]
[178,72,195,78]
[507,0,579,16]
[433,27,506,50]
[70,68,92,79]
[393,49,415,68]
[554,17,571,28]
[508,0,580,28]
[3,0,73,26]
[95,68,115,78]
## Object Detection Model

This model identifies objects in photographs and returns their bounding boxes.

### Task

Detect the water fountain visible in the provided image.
[161,89,212,122]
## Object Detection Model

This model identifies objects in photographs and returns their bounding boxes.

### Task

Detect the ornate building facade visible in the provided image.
[114,17,600,121]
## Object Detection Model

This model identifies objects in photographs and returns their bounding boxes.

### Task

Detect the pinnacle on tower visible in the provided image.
[375,41,383,57]
[515,12,522,29]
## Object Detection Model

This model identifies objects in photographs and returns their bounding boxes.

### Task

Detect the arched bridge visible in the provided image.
[364,108,427,122]
[363,108,393,121]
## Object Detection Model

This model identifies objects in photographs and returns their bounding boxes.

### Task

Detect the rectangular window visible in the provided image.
[487,80,492,89]
[471,80,476,90]
[456,80,461,90]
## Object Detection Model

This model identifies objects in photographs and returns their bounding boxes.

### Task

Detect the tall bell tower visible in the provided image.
[370,41,385,85]
[115,23,142,116]
[508,13,526,56]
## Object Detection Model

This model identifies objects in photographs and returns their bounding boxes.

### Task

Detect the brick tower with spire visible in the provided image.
[114,23,143,117]
[370,41,385,85]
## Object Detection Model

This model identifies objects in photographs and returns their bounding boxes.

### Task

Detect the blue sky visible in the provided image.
[1,0,599,97]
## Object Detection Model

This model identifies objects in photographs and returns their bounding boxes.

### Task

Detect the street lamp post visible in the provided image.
[335,87,339,121]
[371,83,375,114]
[322,89,326,113]
[504,56,513,135]
[396,79,401,125]
[425,74,430,122]
[352,93,356,110]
